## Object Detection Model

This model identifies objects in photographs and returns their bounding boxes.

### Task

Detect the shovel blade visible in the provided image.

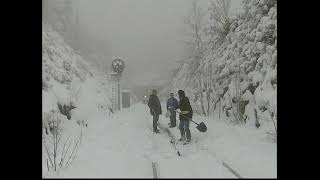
[196,122,207,132]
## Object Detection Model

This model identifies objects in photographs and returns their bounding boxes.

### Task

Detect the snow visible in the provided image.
[43,101,276,178]
[197,115,277,178]
[43,0,276,177]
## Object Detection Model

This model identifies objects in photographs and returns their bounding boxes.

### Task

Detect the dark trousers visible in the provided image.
[169,111,176,126]
[153,114,159,131]
[179,119,191,140]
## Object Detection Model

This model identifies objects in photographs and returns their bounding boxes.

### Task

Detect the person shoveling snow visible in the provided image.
[176,90,193,143]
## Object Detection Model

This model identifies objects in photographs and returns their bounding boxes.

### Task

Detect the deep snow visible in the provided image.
[42,3,277,177]
[43,102,276,178]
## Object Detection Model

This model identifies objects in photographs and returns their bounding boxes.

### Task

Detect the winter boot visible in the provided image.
[154,129,160,133]
[178,137,185,141]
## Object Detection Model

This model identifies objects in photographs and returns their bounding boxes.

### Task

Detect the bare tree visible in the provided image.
[227,62,247,125]
[205,63,212,116]
[266,103,277,141]
[186,0,206,57]
[183,0,209,116]
[270,104,277,132]
[186,0,232,118]
[203,61,218,116]
[43,111,83,174]
[207,0,231,45]
[196,72,207,116]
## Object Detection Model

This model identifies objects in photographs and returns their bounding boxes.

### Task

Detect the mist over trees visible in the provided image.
[42,0,111,71]
[43,0,277,127]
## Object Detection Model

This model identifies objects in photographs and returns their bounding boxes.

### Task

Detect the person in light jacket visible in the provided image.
[166,92,178,128]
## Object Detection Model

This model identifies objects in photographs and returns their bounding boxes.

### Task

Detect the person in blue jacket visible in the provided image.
[166,92,178,128]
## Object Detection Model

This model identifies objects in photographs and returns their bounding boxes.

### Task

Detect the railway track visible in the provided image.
[147,122,243,178]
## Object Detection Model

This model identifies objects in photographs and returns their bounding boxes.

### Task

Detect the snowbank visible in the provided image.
[44,103,276,178]
[42,23,113,176]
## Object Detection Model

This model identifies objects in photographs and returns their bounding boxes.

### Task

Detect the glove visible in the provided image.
[180,111,189,114]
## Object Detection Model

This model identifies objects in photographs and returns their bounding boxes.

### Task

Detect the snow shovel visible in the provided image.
[175,110,207,132]
[190,120,207,132]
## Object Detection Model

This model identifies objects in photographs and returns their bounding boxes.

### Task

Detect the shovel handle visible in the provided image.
[190,119,199,125]
[175,110,199,125]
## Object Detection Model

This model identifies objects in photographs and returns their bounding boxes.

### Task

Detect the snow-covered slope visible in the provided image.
[166,0,277,128]
[42,23,113,176]
[42,22,112,121]
[42,23,91,92]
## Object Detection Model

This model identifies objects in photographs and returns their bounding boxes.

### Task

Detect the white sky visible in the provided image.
[73,0,242,87]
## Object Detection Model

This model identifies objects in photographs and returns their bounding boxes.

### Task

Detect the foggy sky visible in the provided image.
[72,0,242,87]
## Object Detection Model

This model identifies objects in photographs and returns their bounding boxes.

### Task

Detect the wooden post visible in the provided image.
[152,161,159,178]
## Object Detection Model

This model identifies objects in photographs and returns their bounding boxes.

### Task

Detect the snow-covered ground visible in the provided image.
[43,102,276,178]
[42,2,277,176]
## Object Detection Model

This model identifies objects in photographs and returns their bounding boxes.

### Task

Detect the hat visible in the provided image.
[152,89,157,95]
[178,90,185,97]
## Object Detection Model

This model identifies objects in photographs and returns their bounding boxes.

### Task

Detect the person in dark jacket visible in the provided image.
[148,89,162,133]
[166,92,178,128]
[177,90,193,142]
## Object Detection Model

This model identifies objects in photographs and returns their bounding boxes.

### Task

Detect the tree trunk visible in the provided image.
[200,94,206,116]
[207,92,210,116]
[199,81,206,116]
[219,100,221,120]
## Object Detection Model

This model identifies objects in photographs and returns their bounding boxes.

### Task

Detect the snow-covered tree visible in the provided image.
[169,0,277,128]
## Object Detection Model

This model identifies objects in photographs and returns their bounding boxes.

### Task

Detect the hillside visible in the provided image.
[165,0,277,129]
[42,23,113,176]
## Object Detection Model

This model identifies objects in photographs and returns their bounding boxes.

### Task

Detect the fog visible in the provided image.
[73,0,192,88]
[44,0,242,96]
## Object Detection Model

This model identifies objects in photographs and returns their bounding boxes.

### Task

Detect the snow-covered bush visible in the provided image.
[42,23,91,91]
[42,110,83,174]
[167,0,277,128]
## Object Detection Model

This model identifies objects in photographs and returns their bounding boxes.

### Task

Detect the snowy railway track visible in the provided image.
[158,124,182,156]
[222,161,243,178]
[157,123,243,178]
[196,143,244,178]
[149,121,243,178]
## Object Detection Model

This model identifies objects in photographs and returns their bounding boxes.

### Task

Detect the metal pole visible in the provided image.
[117,74,120,111]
